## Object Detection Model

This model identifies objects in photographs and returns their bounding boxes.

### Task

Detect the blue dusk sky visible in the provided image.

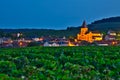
[0,0,120,29]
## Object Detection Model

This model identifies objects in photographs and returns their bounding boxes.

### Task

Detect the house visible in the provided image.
[76,21,103,43]
[2,37,12,43]
[2,43,13,48]
[43,42,59,47]
[24,38,32,43]
[96,40,118,46]
[51,42,59,46]
[105,35,116,41]
[0,37,13,47]
[18,41,28,47]
[105,30,117,41]
[12,41,28,47]
[33,38,39,41]
[0,38,3,44]
[43,42,50,46]
[96,41,109,46]
[59,41,69,46]
[107,30,116,36]
[43,41,71,47]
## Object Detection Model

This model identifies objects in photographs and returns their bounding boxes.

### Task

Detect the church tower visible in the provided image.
[76,20,103,43]
[80,21,88,35]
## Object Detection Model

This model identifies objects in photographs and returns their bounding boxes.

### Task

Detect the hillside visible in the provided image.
[1,16,120,37]
[0,29,79,38]
[68,16,120,33]
[89,16,120,31]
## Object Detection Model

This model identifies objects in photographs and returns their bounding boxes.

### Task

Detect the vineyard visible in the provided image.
[0,46,120,79]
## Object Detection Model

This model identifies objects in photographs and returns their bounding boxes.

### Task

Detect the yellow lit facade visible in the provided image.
[76,21,103,43]
[68,41,75,46]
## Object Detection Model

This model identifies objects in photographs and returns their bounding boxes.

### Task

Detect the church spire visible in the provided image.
[82,20,87,28]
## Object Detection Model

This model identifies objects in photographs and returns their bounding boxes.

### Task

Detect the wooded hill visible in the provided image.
[1,16,120,38]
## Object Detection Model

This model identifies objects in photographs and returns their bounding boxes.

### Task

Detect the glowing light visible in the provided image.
[39,38,43,41]
[19,42,23,46]
[68,41,75,46]
[74,39,77,42]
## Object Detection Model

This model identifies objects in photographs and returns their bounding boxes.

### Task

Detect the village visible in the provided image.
[0,21,120,48]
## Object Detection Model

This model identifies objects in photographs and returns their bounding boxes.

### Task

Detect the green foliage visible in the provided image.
[0,74,20,80]
[0,74,9,80]
[0,61,16,76]
[0,46,120,79]
[13,56,29,69]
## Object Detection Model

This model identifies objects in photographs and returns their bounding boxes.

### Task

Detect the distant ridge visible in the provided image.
[1,16,120,37]
[68,16,120,32]
[89,16,120,31]
[92,16,120,24]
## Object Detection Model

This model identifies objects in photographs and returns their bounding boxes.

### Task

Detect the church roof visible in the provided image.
[81,21,87,28]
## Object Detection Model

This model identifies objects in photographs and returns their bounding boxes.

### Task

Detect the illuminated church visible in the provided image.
[76,21,103,43]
